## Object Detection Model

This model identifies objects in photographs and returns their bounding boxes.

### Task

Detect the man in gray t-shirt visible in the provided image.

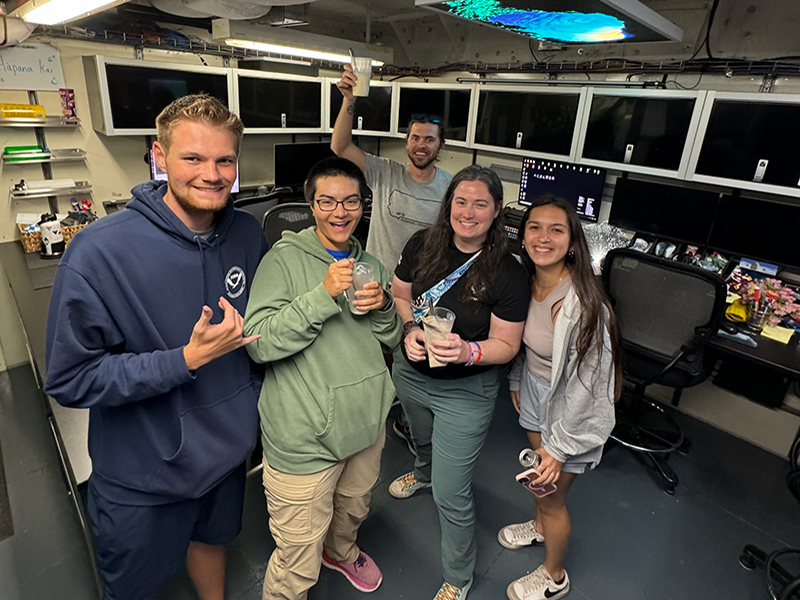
[331,64,453,275]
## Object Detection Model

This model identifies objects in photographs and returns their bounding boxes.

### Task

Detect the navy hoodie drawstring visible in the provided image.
[194,236,210,309]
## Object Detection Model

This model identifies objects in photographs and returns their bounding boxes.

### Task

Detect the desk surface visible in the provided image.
[710,330,800,378]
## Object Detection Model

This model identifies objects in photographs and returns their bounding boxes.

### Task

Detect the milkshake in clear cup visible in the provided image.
[351,57,372,97]
[347,262,375,315]
[422,306,456,368]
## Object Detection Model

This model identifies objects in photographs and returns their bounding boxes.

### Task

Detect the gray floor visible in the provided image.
[1,363,798,600]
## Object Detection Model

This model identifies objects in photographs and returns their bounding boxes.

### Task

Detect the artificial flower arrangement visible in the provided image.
[737,278,800,327]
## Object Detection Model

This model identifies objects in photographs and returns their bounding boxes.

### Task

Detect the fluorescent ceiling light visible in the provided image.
[212,19,393,68]
[225,39,384,67]
[15,0,129,25]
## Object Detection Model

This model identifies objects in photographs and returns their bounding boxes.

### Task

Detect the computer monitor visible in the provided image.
[708,195,800,268]
[273,142,336,192]
[517,158,604,222]
[415,0,683,44]
[695,100,800,188]
[149,148,239,192]
[609,178,720,245]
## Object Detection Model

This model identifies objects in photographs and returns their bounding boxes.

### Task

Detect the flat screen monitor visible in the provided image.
[398,88,471,142]
[695,100,800,188]
[708,195,800,268]
[518,158,604,222]
[415,0,683,44]
[583,95,696,171]
[105,65,228,130]
[475,91,580,155]
[273,142,336,191]
[608,178,719,245]
[329,83,392,132]
[238,76,321,128]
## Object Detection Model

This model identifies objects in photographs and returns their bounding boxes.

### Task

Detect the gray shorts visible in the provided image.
[517,367,603,475]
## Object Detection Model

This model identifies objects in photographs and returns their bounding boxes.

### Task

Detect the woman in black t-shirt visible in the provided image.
[389,165,530,600]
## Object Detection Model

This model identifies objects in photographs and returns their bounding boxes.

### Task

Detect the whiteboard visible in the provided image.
[0,43,66,91]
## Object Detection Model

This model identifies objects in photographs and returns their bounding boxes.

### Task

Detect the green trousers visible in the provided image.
[392,353,499,588]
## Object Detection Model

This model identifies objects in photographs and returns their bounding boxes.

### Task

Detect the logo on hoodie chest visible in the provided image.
[225,266,246,299]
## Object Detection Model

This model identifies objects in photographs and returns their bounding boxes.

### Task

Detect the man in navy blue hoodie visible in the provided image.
[45,94,267,600]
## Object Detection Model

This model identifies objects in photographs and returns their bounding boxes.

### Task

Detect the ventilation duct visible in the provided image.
[0,16,37,46]
[147,0,313,20]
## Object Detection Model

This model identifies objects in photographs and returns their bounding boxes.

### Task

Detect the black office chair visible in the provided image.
[262,202,316,247]
[602,248,727,494]
[233,187,292,227]
[739,437,800,600]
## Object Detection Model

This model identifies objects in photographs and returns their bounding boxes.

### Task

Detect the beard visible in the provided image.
[168,181,231,216]
[407,149,438,170]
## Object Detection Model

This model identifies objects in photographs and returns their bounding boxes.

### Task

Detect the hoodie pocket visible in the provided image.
[315,369,394,460]
[147,383,259,497]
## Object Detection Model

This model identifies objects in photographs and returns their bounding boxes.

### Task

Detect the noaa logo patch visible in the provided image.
[225,266,246,299]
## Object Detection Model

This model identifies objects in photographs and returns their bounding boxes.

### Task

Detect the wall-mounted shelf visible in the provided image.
[10,181,92,200]
[0,116,80,128]
[3,149,87,164]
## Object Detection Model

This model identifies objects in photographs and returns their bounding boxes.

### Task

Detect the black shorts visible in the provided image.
[86,464,246,600]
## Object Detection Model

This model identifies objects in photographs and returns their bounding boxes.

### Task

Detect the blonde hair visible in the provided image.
[156,94,244,154]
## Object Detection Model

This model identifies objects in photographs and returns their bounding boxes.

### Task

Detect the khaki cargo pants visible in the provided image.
[261,429,385,600]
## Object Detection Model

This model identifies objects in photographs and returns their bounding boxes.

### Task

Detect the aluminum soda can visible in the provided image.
[519,448,541,469]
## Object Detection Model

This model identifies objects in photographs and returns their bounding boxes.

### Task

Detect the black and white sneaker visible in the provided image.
[506,565,569,600]
[392,411,417,456]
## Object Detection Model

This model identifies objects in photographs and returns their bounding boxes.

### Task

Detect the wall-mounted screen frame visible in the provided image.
[686,91,800,199]
[83,55,234,136]
[575,88,707,178]
[469,85,587,161]
[396,83,475,147]
[235,69,323,133]
[323,79,397,136]
[415,0,683,44]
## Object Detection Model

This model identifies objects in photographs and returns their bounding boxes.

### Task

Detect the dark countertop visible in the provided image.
[23,252,60,290]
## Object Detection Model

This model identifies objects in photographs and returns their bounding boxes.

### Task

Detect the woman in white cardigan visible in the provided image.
[499,196,621,600]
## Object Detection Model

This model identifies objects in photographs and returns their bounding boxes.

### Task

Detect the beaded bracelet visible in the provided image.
[402,320,420,338]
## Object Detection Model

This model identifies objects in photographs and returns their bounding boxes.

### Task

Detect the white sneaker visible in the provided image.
[433,577,473,600]
[497,519,545,549]
[506,565,569,600]
[389,472,431,499]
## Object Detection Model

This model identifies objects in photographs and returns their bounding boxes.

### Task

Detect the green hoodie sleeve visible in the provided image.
[244,253,341,364]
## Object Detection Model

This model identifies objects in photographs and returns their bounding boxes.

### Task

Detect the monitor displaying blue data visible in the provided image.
[518,158,604,222]
[415,0,683,44]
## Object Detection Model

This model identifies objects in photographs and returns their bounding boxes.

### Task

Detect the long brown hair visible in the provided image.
[519,196,622,400]
[412,165,507,304]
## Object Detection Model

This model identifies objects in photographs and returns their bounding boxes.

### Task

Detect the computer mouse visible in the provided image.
[721,321,738,335]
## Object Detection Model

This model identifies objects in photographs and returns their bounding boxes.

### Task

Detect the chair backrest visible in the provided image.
[262,202,316,247]
[233,187,292,227]
[603,249,727,367]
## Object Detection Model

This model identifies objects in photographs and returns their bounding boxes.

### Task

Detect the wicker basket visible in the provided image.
[62,223,87,246]
[17,222,87,253]
[17,223,42,253]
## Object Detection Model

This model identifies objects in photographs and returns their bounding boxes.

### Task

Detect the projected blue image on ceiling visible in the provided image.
[443,0,631,42]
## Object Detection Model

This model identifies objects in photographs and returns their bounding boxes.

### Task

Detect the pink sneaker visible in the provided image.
[322,550,383,593]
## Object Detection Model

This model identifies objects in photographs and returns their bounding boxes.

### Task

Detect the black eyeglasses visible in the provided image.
[314,198,363,212]
[410,113,442,123]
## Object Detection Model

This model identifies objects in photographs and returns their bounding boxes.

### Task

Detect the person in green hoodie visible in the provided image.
[244,157,402,600]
